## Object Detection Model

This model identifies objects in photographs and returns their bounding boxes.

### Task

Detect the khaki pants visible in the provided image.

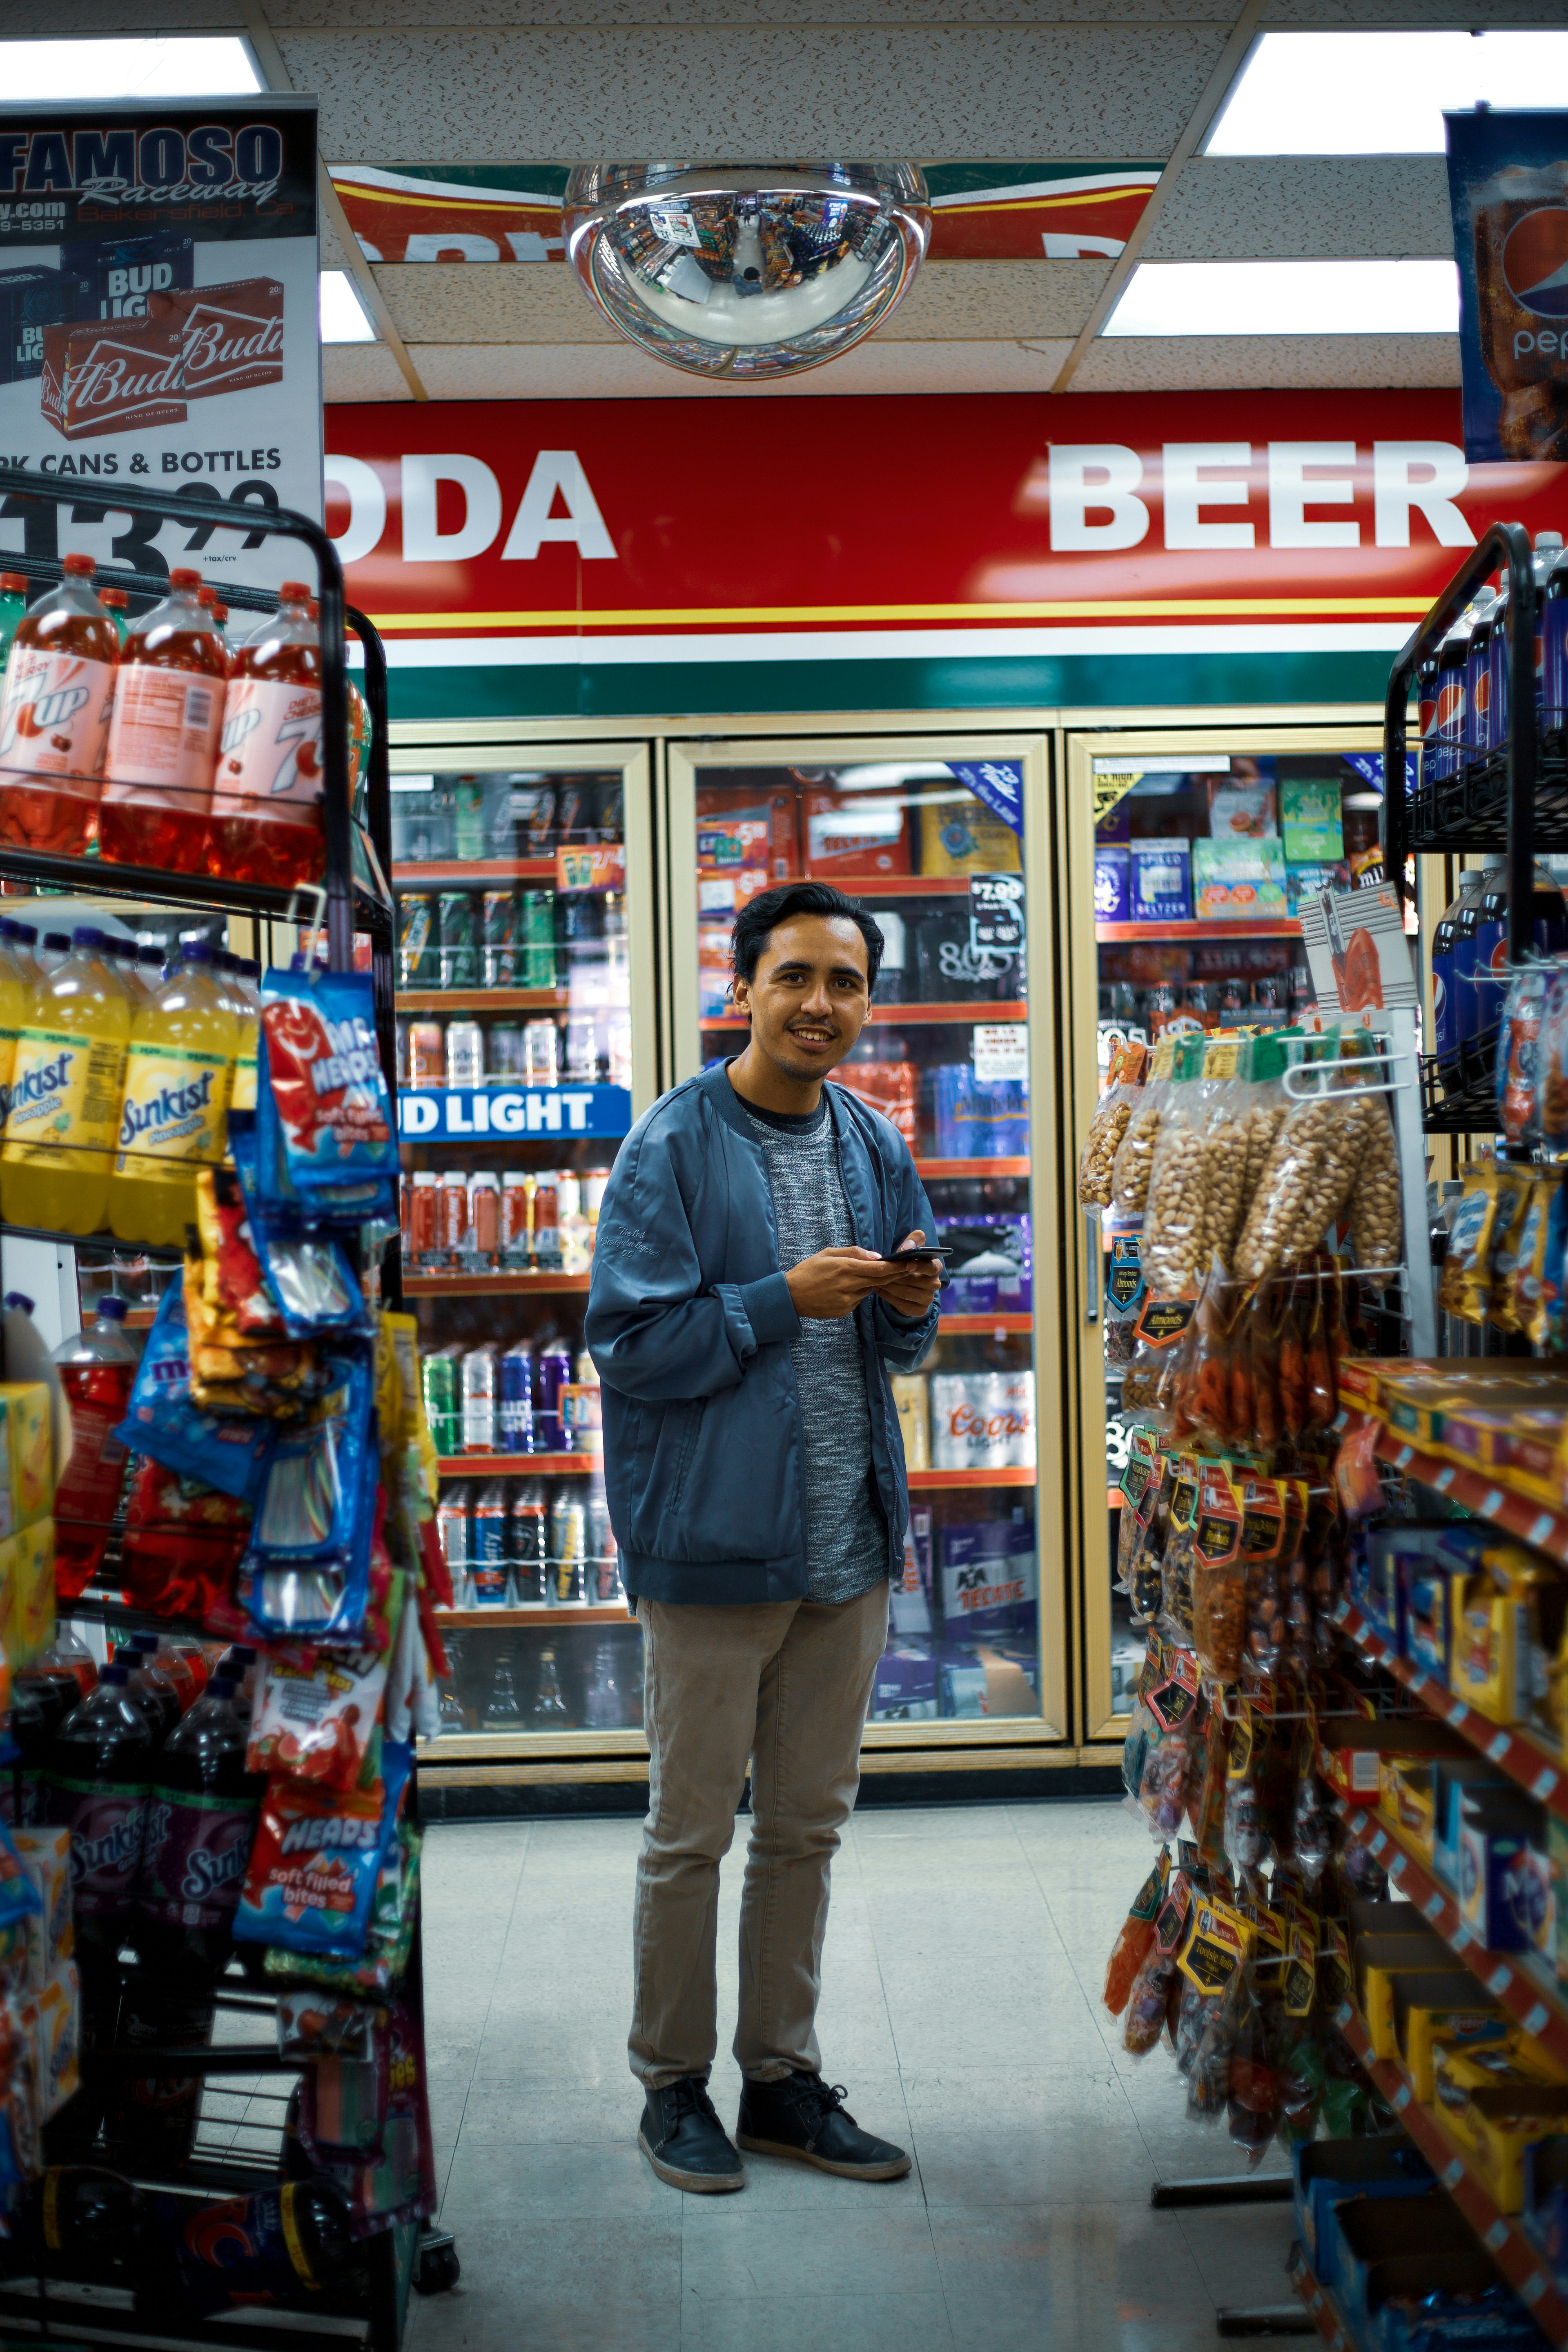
[628,1581,890,2090]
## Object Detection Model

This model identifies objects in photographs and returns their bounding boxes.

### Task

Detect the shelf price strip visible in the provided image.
[1332,1597,1568,1822]
[1289,2254,1349,2352]
[1332,2003,1568,2341]
[1369,1427,1568,1573]
[1330,1797,1568,2073]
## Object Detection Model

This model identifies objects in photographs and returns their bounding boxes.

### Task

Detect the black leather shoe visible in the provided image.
[638,2077,746,2193]
[736,2072,911,2180]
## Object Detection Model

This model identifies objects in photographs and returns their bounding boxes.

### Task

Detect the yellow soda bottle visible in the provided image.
[110,942,238,1247]
[2,926,130,1234]
[223,951,261,1113]
[0,916,38,1139]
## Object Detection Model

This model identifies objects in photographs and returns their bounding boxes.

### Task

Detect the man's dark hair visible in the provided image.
[731,880,884,994]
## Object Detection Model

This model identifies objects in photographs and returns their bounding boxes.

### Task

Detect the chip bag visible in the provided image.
[258,969,397,1225]
[238,1352,377,1640]
[114,1278,274,1505]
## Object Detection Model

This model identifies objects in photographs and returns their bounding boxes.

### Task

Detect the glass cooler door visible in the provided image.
[389,743,657,1760]
[1065,724,1388,1746]
[666,736,1068,1748]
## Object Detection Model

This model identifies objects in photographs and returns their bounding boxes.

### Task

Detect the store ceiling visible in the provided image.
[0,0,1559,403]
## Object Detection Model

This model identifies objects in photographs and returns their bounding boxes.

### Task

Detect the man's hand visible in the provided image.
[880,1228,943,1320]
[785,1247,891,1320]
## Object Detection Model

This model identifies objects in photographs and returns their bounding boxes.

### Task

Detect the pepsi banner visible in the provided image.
[1445,109,1568,465]
[0,96,322,593]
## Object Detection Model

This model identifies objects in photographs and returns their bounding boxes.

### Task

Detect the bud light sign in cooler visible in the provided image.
[0,98,323,588]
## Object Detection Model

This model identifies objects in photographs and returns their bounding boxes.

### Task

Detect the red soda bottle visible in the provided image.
[98,567,225,875]
[209,581,323,887]
[0,554,118,854]
[51,1295,137,1601]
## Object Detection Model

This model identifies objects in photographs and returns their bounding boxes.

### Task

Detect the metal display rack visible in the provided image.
[0,466,451,2349]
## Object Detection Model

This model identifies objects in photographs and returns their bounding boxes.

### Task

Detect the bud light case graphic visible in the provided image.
[0,100,321,590]
[1446,109,1568,464]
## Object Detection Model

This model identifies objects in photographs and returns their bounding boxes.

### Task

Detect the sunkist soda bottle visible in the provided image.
[51,1294,136,1600]
[0,915,37,1135]
[0,553,118,855]
[1,925,131,1235]
[98,567,227,876]
[109,940,237,1248]
[210,580,324,888]
[116,1639,180,1743]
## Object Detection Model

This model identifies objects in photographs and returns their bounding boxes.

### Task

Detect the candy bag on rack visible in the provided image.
[114,1278,274,1505]
[1497,962,1549,1152]
[235,1743,411,1960]
[1487,1163,1535,1332]
[258,969,396,1226]
[247,1635,390,1794]
[1437,1165,1502,1323]
[263,1821,421,2003]
[238,1353,377,1640]
[1102,1850,1168,2017]
[227,1116,370,1339]
[193,1166,287,1337]
[1191,1473,1245,1685]
[118,1457,252,1626]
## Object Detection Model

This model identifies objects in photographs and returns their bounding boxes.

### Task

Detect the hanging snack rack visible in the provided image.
[0,464,451,2352]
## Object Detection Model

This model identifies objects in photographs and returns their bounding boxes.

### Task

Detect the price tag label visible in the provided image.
[969,870,1024,955]
[972,1023,1027,1083]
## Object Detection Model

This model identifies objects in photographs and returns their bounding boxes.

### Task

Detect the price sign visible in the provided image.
[972,1023,1027,1083]
[969,870,1024,956]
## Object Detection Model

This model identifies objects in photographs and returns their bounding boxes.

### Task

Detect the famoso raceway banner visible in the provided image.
[0,98,322,592]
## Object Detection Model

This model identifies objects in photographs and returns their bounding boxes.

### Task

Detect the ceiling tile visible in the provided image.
[272,24,1231,159]
[322,342,413,400]
[1070,332,1460,391]
[1147,156,1453,260]
[392,337,1077,400]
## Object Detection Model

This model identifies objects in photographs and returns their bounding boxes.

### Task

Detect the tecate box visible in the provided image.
[1094,845,1130,921]
[1128,837,1192,923]
[930,1371,1036,1471]
[889,1506,933,1638]
[933,1065,1029,1160]
[938,1519,1038,1640]
[940,1213,1031,1313]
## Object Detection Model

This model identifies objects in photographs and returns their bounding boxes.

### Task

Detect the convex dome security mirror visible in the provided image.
[564,163,930,380]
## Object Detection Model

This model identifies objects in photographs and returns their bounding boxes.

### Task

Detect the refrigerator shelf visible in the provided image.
[939,1314,1033,1334]
[908,1467,1035,1488]
[398,988,566,1013]
[438,1452,597,1477]
[1332,1793,1568,2074]
[1333,1594,1568,1824]
[915,1157,1030,1179]
[1332,2001,1568,2346]
[393,858,558,884]
[436,1604,628,1628]
[1094,918,1302,943]
[701,1001,1026,1027]
[405,1271,591,1296]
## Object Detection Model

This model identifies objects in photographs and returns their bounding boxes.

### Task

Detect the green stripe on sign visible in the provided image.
[383,649,1395,725]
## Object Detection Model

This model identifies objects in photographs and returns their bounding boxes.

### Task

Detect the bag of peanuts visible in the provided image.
[1233,1026,1386,1282]
[1141,1036,1217,1300]
[1078,1038,1149,1207]
[1112,1032,1179,1215]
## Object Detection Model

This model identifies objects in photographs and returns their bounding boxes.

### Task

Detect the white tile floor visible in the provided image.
[408,1797,1297,2352]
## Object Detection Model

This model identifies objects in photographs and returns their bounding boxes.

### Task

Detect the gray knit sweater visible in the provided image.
[743,1096,888,1606]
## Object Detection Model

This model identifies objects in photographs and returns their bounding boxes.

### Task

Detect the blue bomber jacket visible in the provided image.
[584,1061,939,1606]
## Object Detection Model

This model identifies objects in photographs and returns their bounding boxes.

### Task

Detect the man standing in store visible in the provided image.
[586,878,942,2195]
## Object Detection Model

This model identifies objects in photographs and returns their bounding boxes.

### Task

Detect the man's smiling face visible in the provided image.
[731,911,872,1084]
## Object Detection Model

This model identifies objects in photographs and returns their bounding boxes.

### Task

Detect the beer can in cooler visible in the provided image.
[487,1025,524,1081]
[585,1483,620,1603]
[501,1171,530,1263]
[461,1344,499,1453]
[930,1372,1034,1473]
[482,888,518,988]
[437,891,479,989]
[469,1481,511,1605]
[436,1169,469,1256]
[423,1347,461,1459]
[447,1019,486,1089]
[398,890,440,989]
[511,1477,549,1605]
[556,1171,582,1219]
[550,1487,587,1605]
[499,1343,534,1452]
[434,1491,470,1603]
[520,889,556,989]
[408,1021,445,1088]
[535,1341,573,1452]
[890,1374,930,1472]
[523,1018,560,1086]
[531,1180,560,1266]
[584,1167,611,1221]
[565,1013,600,1081]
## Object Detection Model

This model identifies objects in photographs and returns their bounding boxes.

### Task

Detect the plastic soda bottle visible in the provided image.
[138,1673,261,1976]
[0,572,28,667]
[98,566,226,875]
[2,925,131,1234]
[211,580,324,887]
[115,1640,180,1743]
[0,552,118,853]
[52,1294,136,1599]
[0,915,37,1138]
[212,951,260,1113]
[109,941,237,1247]
[44,1659,152,1947]
[97,586,130,645]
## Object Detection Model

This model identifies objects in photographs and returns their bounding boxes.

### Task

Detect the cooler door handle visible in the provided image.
[1083,1208,1100,1324]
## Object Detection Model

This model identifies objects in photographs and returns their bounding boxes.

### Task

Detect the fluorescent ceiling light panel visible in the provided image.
[1104,259,1460,338]
[320,271,377,344]
[1207,30,1568,156]
[0,36,261,98]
